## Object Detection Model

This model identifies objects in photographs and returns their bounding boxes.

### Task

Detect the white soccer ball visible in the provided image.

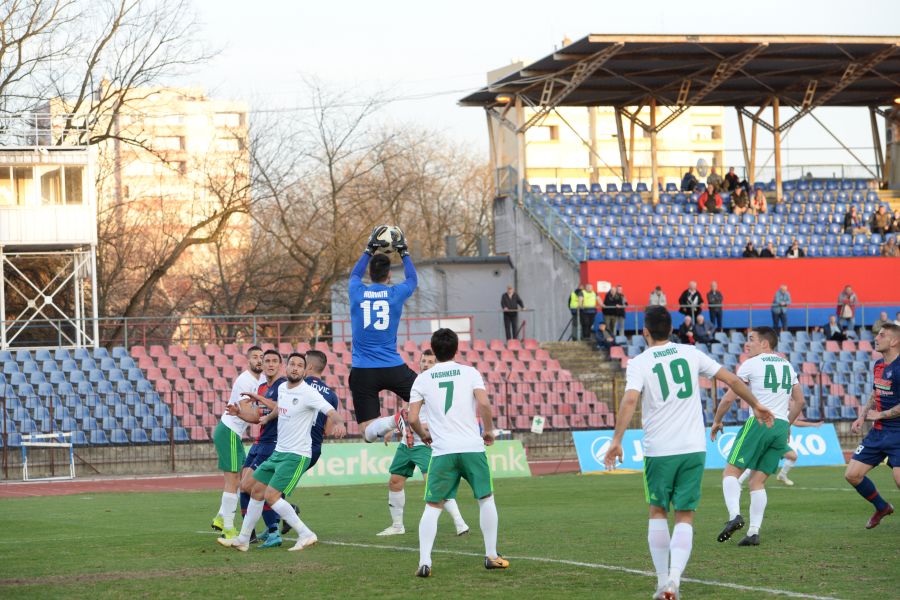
[373,225,404,255]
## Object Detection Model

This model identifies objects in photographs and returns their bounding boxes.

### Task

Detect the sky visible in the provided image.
[179,0,900,173]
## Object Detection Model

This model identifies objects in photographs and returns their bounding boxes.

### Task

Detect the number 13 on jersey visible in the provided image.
[360,300,390,330]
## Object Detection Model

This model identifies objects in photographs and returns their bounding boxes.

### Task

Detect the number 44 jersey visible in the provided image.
[626,342,722,457]
[736,353,797,423]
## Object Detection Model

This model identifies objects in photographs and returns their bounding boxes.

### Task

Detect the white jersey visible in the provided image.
[221,370,263,436]
[274,381,336,457]
[736,353,797,422]
[625,342,722,457]
[409,361,486,457]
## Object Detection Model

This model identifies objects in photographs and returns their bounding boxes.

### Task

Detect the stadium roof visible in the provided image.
[460,34,900,110]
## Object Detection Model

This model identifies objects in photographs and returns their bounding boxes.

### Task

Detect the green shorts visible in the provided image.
[213,422,246,473]
[389,444,432,478]
[728,417,790,475]
[424,452,492,503]
[253,451,309,495]
[643,451,706,511]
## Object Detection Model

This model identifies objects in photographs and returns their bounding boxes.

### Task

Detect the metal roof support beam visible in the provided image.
[773,97,783,201]
[870,106,886,185]
[778,44,899,132]
[515,96,526,206]
[614,107,630,181]
[808,110,878,179]
[486,105,518,133]
[736,107,751,182]
[519,43,624,133]
[650,98,659,205]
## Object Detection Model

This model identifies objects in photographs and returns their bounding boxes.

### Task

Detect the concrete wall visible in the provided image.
[493,195,580,341]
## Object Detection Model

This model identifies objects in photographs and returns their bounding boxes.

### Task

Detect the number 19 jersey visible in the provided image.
[409,361,486,457]
[736,353,797,422]
[625,342,722,457]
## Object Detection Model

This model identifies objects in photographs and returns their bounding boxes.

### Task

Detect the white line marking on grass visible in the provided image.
[195,532,842,599]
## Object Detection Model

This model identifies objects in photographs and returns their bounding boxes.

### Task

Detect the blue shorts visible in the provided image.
[852,428,900,469]
[244,443,277,470]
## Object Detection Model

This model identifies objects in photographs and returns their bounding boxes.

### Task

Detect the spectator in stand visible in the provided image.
[843,206,866,235]
[603,284,627,338]
[648,285,667,307]
[678,281,703,321]
[724,167,740,192]
[824,315,846,342]
[881,236,900,257]
[697,185,723,214]
[759,242,777,258]
[706,166,724,190]
[771,284,791,333]
[677,316,696,344]
[895,310,900,326]
[891,215,900,233]
[837,285,857,332]
[742,242,759,257]
[707,281,723,331]
[873,311,890,335]
[568,284,584,340]
[500,285,524,341]
[580,283,599,344]
[681,167,698,192]
[731,186,749,216]
[750,188,768,215]
[694,314,715,344]
[785,239,805,258]
[594,320,615,351]
[870,205,891,235]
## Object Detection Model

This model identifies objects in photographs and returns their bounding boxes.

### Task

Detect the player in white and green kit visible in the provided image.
[408,328,508,578]
[378,349,469,537]
[604,307,773,600]
[711,326,805,547]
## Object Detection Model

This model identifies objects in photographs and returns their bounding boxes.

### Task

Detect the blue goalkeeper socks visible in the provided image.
[262,504,280,533]
[853,477,888,511]
[239,491,250,517]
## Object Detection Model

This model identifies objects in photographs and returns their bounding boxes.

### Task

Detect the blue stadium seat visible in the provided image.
[101,416,119,430]
[151,428,169,443]
[130,428,149,444]
[92,347,110,359]
[174,427,189,442]
[109,428,129,444]
[90,430,109,445]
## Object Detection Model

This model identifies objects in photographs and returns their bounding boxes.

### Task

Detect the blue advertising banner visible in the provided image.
[573,424,845,473]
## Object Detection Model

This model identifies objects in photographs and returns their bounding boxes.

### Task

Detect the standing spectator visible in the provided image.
[697,185,723,214]
[681,167,698,192]
[785,239,805,258]
[731,186,749,216]
[706,166,724,190]
[843,206,866,235]
[759,242,777,258]
[750,188,768,215]
[724,167,740,192]
[824,315,845,342]
[771,284,791,333]
[880,236,899,257]
[648,285,667,307]
[603,285,627,338]
[580,283,599,344]
[677,316,696,344]
[873,311,890,335]
[678,281,703,321]
[568,284,584,340]
[707,281,724,332]
[837,285,857,332]
[500,285,524,341]
[742,242,759,257]
[694,314,715,344]
[870,205,891,235]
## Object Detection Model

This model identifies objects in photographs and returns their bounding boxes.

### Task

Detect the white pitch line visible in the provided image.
[196,531,843,599]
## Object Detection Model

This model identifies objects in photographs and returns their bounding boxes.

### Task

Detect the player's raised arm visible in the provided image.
[605,389,640,470]
[715,367,774,427]
[349,226,389,290]
[392,229,418,293]
[474,388,494,445]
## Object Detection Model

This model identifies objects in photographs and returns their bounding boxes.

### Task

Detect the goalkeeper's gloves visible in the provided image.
[365,225,389,255]
[392,227,409,257]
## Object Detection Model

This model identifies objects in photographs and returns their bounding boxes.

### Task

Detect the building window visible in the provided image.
[215,136,242,152]
[711,125,722,140]
[0,167,12,206]
[13,166,33,205]
[213,112,241,127]
[40,166,63,204]
[531,125,560,142]
[64,166,84,205]
[154,136,184,150]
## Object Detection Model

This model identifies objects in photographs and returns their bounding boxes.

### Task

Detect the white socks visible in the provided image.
[668,523,693,587]
[748,489,767,536]
[418,505,441,567]
[365,416,395,442]
[722,476,742,519]
[444,499,466,529]
[219,492,238,530]
[478,496,499,558]
[272,498,312,538]
[737,469,751,485]
[647,519,670,587]
[780,458,795,476]
[237,499,264,543]
[389,490,405,527]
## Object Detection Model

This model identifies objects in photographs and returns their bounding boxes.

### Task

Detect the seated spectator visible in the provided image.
[677,316,696,344]
[871,205,892,235]
[843,206,867,234]
[731,186,749,216]
[891,216,900,233]
[785,239,805,258]
[694,315,715,344]
[594,322,615,351]
[759,242,777,258]
[750,188,768,215]
[697,185,723,214]
[873,311,890,335]
[824,315,845,342]
[743,242,759,257]
[681,167,698,192]
[724,167,740,192]
[881,237,900,257]
[706,167,723,190]
[895,310,900,326]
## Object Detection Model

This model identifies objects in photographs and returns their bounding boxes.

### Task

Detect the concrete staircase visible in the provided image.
[541,340,625,414]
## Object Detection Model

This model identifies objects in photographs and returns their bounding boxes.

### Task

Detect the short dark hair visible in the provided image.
[430,328,458,362]
[422,348,434,357]
[369,254,391,283]
[247,345,263,355]
[881,322,900,337]
[305,349,327,373]
[644,306,672,342]
[752,326,778,350]
[286,352,305,364]
[262,349,282,360]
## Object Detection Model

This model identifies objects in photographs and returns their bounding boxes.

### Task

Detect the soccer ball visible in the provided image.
[373,225,404,255]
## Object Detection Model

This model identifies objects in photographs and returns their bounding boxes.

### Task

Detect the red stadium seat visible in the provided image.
[130,345,147,357]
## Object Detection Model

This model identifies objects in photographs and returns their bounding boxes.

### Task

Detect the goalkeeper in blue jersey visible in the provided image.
[349,226,419,443]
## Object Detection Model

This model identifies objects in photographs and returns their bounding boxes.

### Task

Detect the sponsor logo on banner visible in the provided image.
[573,424,845,472]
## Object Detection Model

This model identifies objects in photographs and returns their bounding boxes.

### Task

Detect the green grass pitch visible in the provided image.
[0,466,896,599]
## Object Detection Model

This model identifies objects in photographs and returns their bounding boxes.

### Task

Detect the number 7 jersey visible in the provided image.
[625,342,722,457]
[736,353,797,423]
[409,361,486,457]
